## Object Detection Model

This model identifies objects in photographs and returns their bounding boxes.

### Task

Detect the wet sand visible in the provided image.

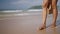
[0,12,60,34]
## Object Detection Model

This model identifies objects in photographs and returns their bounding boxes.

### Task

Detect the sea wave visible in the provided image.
[0,9,60,16]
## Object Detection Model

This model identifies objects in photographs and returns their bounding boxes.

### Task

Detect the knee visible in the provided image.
[42,2,48,8]
[52,4,57,9]
[52,3,57,9]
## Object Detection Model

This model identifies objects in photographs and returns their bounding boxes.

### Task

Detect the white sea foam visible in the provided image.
[26,9,42,12]
[0,9,42,12]
[0,9,60,16]
[1,10,23,13]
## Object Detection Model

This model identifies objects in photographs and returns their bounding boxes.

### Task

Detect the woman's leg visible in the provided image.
[39,0,48,30]
[52,0,58,27]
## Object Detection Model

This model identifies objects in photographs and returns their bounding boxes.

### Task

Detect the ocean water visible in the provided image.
[0,9,42,14]
[0,6,60,12]
[0,6,60,16]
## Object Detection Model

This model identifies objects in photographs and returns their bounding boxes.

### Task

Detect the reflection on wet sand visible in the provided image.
[37,29,46,34]
[47,27,57,34]
[36,24,60,34]
[52,28,57,34]
[37,27,60,34]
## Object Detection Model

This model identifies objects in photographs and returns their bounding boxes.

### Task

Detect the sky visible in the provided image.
[0,0,60,10]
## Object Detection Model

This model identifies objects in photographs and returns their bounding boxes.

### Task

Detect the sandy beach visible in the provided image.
[0,11,60,34]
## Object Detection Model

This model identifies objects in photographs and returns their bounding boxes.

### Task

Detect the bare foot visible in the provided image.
[50,24,56,28]
[39,25,46,30]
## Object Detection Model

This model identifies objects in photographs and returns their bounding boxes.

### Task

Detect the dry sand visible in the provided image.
[0,11,60,34]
